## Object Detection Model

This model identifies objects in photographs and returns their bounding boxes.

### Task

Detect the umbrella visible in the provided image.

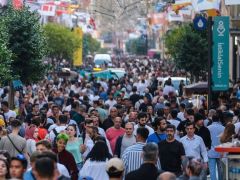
[184,82,208,94]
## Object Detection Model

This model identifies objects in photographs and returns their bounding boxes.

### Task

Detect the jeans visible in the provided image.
[209,158,223,180]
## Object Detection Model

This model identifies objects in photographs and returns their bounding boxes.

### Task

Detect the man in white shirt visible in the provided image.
[1,101,16,122]
[180,122,208,179]
[105,93,117,109]
[48,115,68,142]
[133,112,154,136]
[168,109,180,129]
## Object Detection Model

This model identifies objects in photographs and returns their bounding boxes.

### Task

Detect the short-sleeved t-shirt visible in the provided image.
[158,139,185,175]
[0,134,26,157]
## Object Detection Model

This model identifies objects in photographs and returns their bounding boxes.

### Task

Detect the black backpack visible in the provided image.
[52,128,59,148]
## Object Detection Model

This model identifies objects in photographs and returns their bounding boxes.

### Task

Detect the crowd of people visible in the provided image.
[0,58,238,180]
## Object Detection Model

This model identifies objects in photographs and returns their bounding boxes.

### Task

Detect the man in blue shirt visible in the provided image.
[147,117,167,144]
[207,114,225,180]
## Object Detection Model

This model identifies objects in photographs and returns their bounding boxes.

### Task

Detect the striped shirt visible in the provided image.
[122,142,161,175]
[122,142,145,175]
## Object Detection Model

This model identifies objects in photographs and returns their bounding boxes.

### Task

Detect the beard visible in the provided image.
[167,134,174,140]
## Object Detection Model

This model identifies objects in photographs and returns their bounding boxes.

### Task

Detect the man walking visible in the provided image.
[106,116,125,153]
[122,127,149,175]
[0,119,27,157]
[125,143,159,180]
[158,124,185,177]
[114,122,136,158]
[180,122,208,180]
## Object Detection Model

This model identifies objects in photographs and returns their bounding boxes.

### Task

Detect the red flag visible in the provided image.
[13,0,23,9]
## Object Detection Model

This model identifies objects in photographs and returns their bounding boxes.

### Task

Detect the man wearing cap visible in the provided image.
[106,158,125,180]
[10,154,28,179]
[0,119,27,157]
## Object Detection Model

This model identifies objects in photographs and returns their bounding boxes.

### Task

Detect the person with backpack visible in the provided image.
[47,115,68,145]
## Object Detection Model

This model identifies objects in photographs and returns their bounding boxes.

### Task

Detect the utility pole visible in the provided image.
[207,16,213,110]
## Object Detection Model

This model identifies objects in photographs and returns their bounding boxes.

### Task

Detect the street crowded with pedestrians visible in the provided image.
[0,0,240,180]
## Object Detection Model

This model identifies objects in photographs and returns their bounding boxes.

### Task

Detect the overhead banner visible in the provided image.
[225,0,240,5]
[192,0,220,12]
[38,4,56,16]
[73,27,83,66]
[212,16,229,91]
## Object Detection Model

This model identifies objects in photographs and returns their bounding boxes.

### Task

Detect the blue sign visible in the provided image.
[193,16,207,31]
[212,16,229,91]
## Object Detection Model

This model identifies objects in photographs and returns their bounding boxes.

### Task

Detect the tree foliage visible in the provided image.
[165,24,208,80]
[83,34,101,57]
[0,22,13,84]
[126,37,147,55]
[44,23,81,61]
[1,6,47,84]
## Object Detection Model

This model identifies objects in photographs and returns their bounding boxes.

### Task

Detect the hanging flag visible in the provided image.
[192,0,220,12]
[73,27,83,66]
[225,0,240,5]
[38,4,56,16]
[13,0,23,9]
[89,17,96,30]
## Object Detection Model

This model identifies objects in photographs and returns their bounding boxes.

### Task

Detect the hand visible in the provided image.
[80,144,86,153]
[203,162,208,169]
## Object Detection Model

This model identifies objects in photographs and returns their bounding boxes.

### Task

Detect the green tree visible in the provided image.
[0,23,13,84]
[126,37,147,55]
[165,24,208,81]
[44,23,81,63]
[2,6,47,84]
[83,34,100,57]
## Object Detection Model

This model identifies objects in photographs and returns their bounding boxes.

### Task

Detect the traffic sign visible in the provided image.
[193,16,207,31]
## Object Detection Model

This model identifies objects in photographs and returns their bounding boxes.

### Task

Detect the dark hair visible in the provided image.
[72,101,80,109]
[187,158,202,176]
[1,101,8,108]
[153,117,166,129]
[84,119,93,125]
[0,158,10,178]
[51,105,59,110]
[36,151,57,163]
[36,140,52,150]
[136,127,149,140]
[170,109,178,119]
[31,117,41,127]
[194,113,204,122]
[33,103,39,108]
[185,121,194,128]
[186,108,194,116]
[67,124,77,137]
[86,141,112,161]
[0,150,11,164]
[11,154,28,169]
[166,124,176,132]
[35,157,55,178]
[137,112,147,120]
[180,103,186,109]
[59,115,68,124]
